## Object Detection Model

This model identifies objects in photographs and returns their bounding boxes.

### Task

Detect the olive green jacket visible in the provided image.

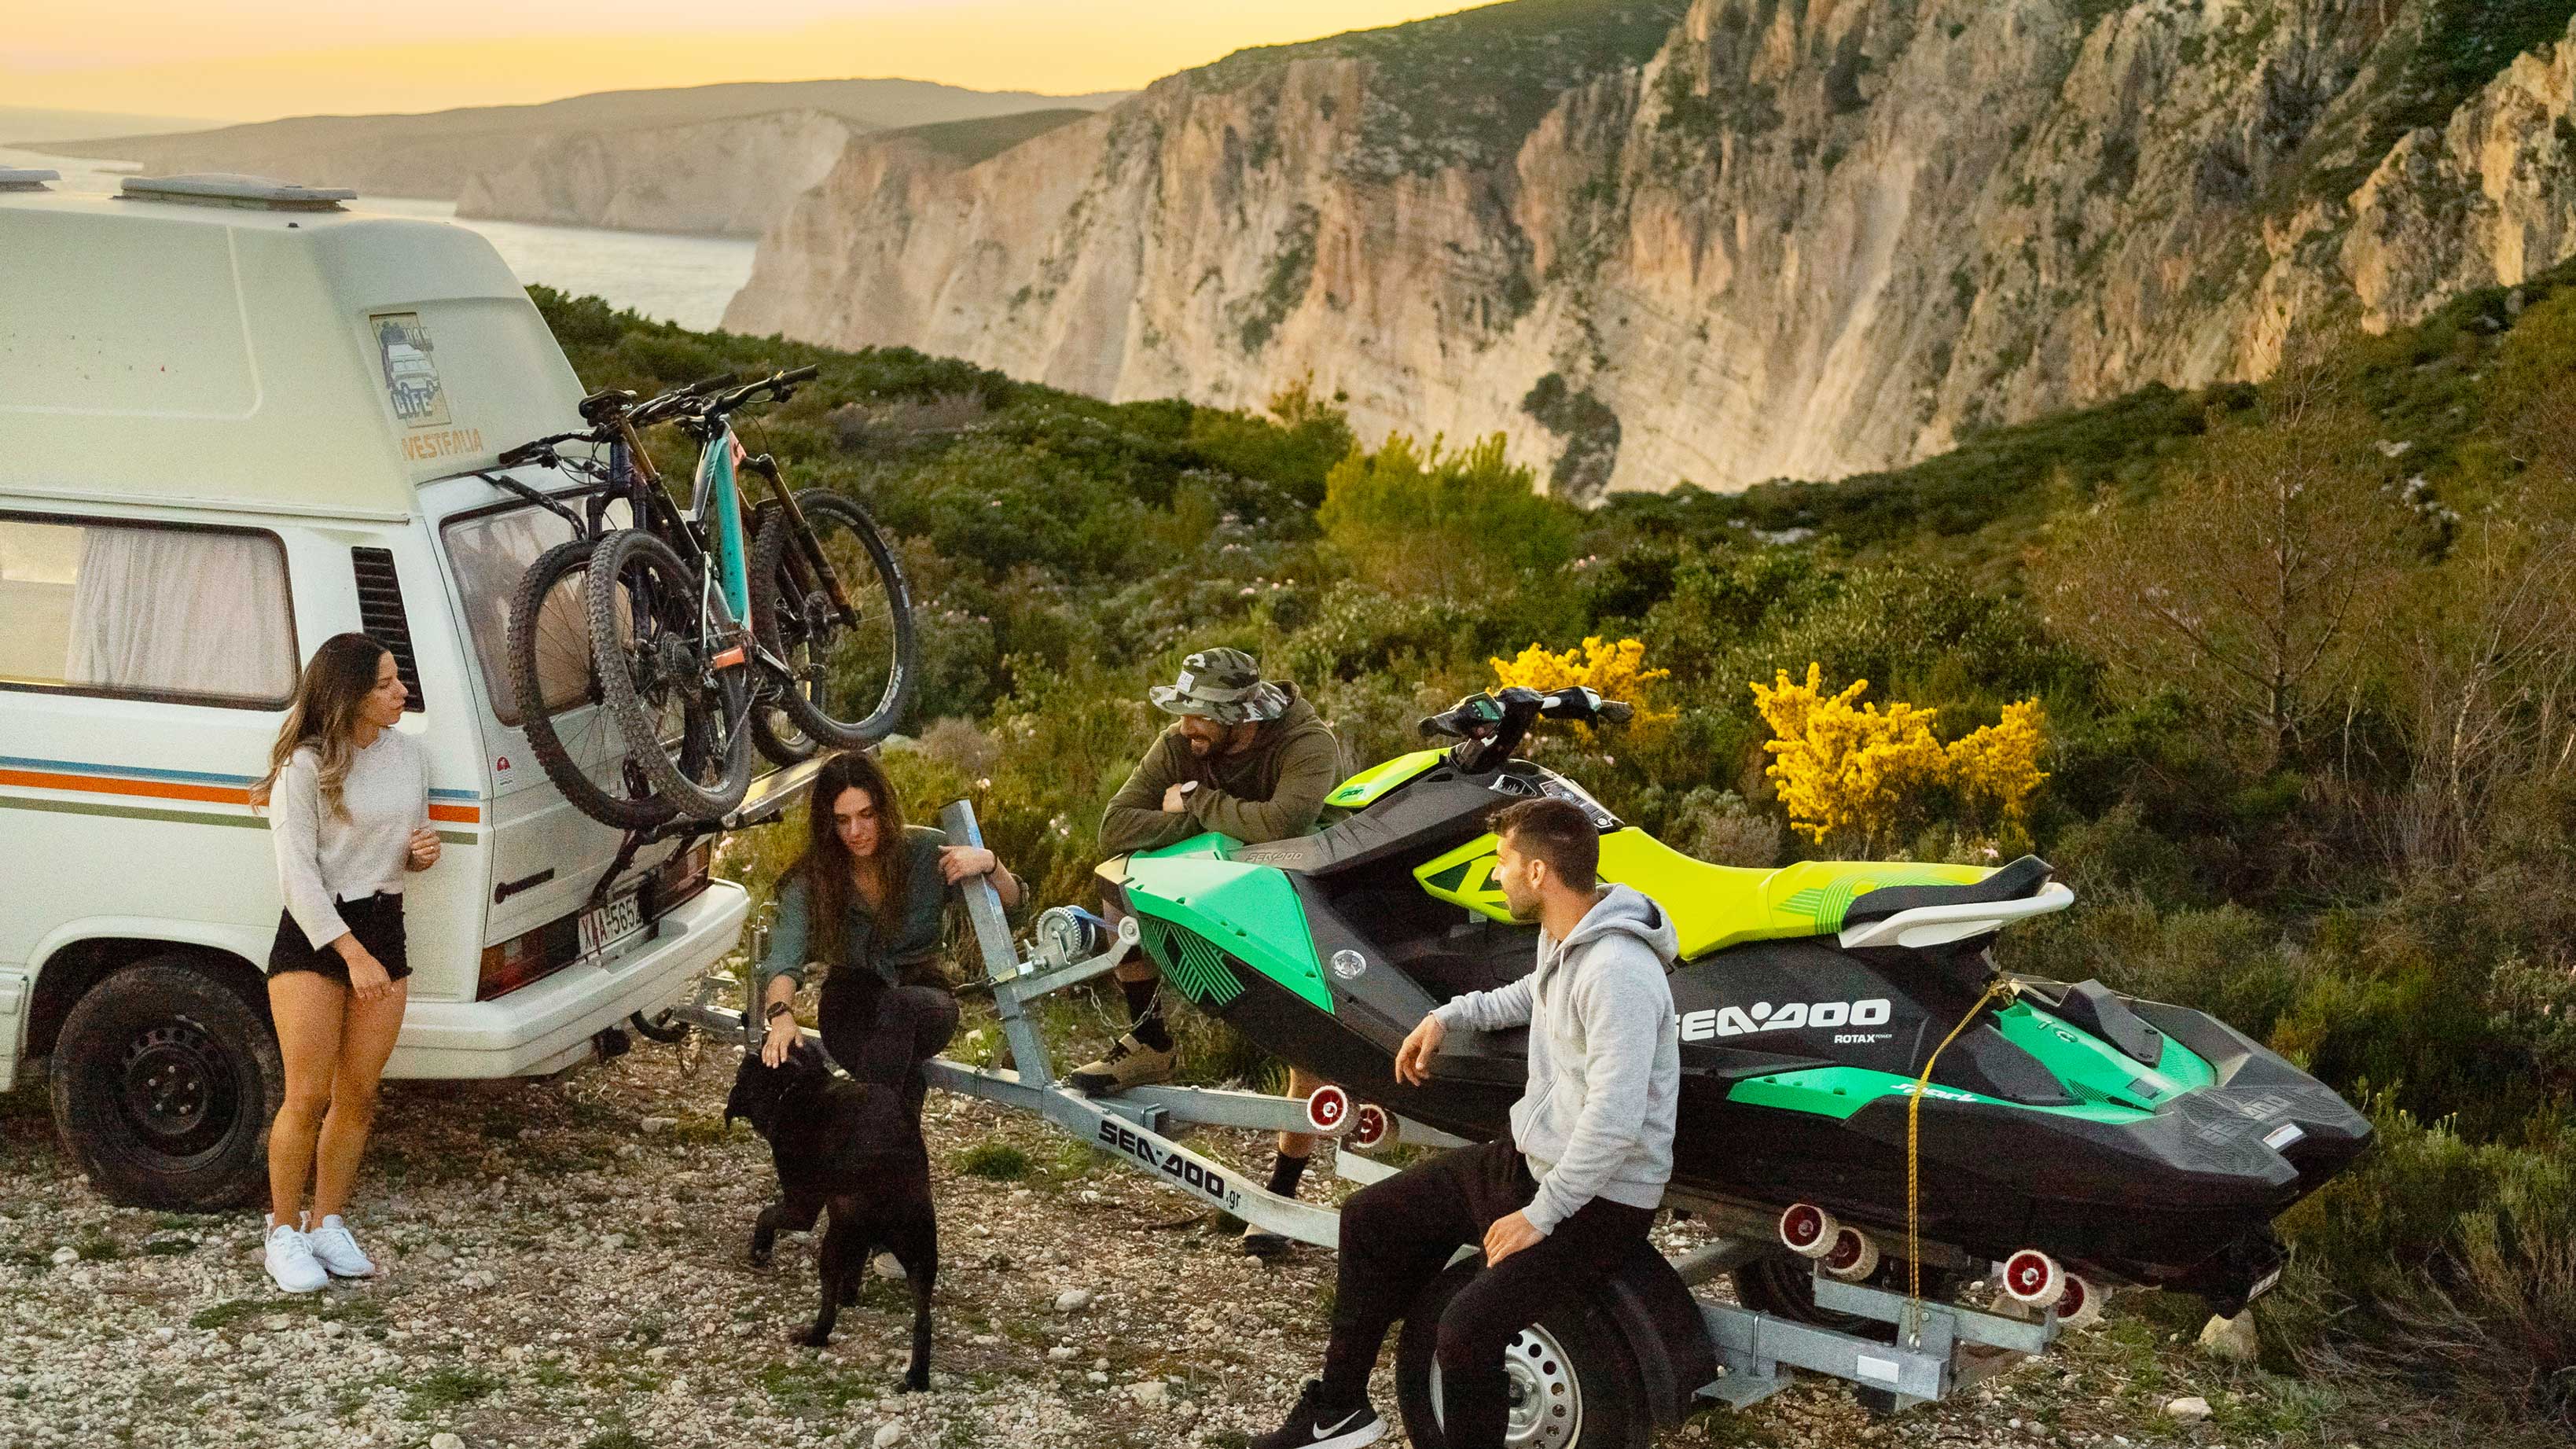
[1099,688,1342,853]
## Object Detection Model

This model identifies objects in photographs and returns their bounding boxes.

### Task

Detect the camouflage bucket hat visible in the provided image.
[1149,647,1287,725]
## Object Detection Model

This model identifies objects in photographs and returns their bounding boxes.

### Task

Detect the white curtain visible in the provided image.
[64,525,296,701]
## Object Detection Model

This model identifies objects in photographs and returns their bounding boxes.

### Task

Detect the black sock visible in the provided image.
[1266,1151,1310,1199]
[1122,976,1172,1051]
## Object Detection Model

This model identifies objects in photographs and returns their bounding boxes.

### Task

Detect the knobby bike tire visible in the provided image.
[505,537,679,830]
[582,528,753,820]
[749,488,918,749]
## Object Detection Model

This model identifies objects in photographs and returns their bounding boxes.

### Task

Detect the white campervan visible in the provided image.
[0,171,754,1208]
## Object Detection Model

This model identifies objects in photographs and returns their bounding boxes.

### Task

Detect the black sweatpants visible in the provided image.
[818,971,959,1119]
[1319,1138,1655,1449]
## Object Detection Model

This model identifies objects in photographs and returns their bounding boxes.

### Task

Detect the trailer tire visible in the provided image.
[1396,1258,1651,1449]
[50,958,281,1211]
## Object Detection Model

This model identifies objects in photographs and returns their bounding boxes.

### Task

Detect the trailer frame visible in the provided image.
[666,799,2068,1421]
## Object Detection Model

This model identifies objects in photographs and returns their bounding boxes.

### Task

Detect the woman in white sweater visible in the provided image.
[251,632,438,1293]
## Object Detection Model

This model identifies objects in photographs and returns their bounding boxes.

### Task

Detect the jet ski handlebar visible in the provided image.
[1420,686,1630,771]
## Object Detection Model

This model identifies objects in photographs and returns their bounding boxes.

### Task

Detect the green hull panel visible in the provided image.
[1325,749,1446,809]
[1992,1002,2214,1109]
[1120,846,1333,1015]
[1728,1065,2154,1124]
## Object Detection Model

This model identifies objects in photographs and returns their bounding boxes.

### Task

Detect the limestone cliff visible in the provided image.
[728,0,2576,495]
[456,110,858,237]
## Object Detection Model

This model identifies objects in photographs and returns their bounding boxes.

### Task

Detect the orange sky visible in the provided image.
[5,1,1497,123]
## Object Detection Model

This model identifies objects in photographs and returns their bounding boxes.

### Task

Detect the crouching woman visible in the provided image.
[755,752,1022,1115]
[252,632,438,1293]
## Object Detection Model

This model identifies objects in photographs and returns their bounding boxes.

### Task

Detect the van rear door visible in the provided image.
[429,487,683,983]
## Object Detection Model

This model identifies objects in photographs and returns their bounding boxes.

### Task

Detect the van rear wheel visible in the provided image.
[51,959,281,1211]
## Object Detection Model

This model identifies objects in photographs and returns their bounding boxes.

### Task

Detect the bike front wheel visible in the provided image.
[583,529,753,820]
[751,489,917,750]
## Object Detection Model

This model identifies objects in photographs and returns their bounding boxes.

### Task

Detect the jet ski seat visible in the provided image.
[1591,830,2046,958]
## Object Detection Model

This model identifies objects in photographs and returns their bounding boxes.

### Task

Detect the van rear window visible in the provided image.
[0,515,296,707]
[441,504,579,726]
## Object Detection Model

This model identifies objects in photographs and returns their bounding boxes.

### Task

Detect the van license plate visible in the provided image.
[579,891,645,958]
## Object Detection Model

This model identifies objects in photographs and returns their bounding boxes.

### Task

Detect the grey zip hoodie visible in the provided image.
[1431,884,1681,1234]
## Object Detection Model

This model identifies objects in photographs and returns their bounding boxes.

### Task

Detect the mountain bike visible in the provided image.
[494,367,916,827]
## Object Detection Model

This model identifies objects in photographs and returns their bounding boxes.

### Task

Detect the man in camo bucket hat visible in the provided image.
[1088,647,1346,1256]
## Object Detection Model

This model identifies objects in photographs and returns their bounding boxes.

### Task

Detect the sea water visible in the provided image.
[0,139,757,331]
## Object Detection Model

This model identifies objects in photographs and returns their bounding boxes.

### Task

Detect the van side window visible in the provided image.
[0,514,297,707]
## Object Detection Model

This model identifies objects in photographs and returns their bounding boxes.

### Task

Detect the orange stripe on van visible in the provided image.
[0,767,483,824]
[0,767,247,806]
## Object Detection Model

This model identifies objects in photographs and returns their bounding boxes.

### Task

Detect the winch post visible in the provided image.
[940,800,1054,1087]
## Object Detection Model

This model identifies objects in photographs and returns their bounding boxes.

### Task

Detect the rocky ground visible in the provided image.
[0,1002,2537,1449]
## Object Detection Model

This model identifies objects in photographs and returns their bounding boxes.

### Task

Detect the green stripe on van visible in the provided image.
[2,795,476,846]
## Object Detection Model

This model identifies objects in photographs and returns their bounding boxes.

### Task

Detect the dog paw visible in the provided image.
[901,1374,930,1394]
[793,1329,832,1348]
[749,1248,774,1268]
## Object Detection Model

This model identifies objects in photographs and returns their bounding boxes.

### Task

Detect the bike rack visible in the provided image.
[664,798,2066,1414]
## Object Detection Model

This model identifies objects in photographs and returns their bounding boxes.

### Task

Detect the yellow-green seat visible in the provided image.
[1416,828,1994,958]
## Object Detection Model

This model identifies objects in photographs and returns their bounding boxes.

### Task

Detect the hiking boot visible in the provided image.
[1240,1223,1291,1260]
[1068,1033,1175,1095]
[1250,1379,1382,1449]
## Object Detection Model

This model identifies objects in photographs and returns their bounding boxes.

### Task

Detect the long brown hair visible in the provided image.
[251,633,391,821]
[792,751,910,969]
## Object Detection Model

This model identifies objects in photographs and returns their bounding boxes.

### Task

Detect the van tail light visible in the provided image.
[478,925,559,1001]
[656,840,712,914]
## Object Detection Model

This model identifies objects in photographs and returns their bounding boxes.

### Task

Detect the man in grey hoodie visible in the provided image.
[1251,797,1681,1449]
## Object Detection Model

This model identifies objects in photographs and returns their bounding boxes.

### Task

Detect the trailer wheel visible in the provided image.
[50,958,281,1210]
[1396,1258,1650,1449]
[1731,1249,1951,1342]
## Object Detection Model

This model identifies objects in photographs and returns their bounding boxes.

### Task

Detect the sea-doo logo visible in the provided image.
[1679,998,1893,1042]
[1095,1120,1234,1208]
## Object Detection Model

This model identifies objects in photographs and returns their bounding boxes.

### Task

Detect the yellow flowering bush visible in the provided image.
[1490,636,1679,736]
[1750,664,2048,848]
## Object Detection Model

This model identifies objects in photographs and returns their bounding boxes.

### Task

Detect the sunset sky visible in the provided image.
[6,1,1497,123]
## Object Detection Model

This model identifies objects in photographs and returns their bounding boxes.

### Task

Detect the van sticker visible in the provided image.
[372,312,450,428]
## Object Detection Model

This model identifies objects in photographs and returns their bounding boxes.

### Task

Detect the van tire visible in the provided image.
[1395,1257,1652,1449]
[509,536,682,830]
[50,959,281,1211]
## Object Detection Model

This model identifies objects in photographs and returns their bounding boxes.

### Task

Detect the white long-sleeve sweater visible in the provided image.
[269,730,428,950]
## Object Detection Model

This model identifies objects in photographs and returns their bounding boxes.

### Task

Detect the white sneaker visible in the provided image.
[263,1222,328,1294]
[305,1215,376,1278]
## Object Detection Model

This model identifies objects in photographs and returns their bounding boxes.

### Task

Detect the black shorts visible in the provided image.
[266,892,410,984]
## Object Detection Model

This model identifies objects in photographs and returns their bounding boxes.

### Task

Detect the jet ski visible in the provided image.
[1094,685,2368,1323]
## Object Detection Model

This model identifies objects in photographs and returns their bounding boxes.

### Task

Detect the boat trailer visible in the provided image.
[668,800,2070,1419]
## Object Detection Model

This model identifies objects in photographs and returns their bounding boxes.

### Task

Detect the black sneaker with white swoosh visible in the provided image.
[1250,1379,1384,1449]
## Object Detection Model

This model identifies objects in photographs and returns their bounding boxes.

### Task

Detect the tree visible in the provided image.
[1317,432,1577,598]
[2035,359,2415,770]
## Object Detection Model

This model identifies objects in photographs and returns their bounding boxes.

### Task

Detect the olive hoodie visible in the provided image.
[1098,686,1342,852]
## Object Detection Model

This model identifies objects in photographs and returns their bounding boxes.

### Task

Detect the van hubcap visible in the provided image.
[117,1019,237,1154]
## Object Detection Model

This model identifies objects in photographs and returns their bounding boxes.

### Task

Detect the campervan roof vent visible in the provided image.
[119,173,355,211]
[0,168,61,192]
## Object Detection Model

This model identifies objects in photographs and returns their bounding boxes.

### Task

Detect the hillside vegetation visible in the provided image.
[534,277,2575,1437]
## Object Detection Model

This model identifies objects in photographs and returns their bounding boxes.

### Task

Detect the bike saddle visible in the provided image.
[579,389,638,425]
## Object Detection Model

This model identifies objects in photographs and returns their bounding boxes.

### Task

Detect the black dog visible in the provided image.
[725,1039,938,1387]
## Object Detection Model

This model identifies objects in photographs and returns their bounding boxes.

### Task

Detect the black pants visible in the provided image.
[1320,1138,1655,1449]
[817,970,959,1119]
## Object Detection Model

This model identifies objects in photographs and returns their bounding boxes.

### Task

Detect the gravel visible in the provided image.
[0,1030,2512,1448]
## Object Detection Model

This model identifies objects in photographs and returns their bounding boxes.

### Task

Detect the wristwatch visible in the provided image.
[764,1001,794,1024]
[1176,781,1200,804]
